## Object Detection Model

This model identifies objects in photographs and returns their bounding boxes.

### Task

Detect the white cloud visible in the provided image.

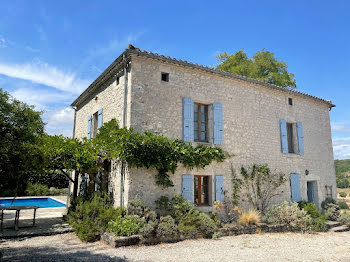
[11,87,74,110]
[333,137,350,159]
[48,107,74,124]
[45,107,74,137]
[331,122,350,133]
[0,61,91,94]
[0,36,7,48]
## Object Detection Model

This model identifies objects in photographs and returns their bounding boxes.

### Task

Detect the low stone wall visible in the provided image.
[101,223,288,248]
[219,223,287,236]
[101,232,140,248]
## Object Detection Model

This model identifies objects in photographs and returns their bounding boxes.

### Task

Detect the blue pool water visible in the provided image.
[0,197,66,208]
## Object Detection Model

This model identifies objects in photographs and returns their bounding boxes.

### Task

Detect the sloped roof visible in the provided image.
[71,44,335,108]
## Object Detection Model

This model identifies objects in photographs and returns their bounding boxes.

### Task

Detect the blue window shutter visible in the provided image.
[87,115,92,139]
[290,174,302,202]
[213,103,223,144]
[215,175,225,202]
[183,98,194,142]
[182,175,193,204]
[280,119,288,153]
[97,108,103,133]
[296,122,304,155]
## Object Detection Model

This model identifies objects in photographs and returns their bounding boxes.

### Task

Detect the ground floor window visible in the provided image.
[194,175,209,205]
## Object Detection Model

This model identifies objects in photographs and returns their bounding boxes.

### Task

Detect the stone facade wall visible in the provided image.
[125,55,336,210]
[73,67,133,207]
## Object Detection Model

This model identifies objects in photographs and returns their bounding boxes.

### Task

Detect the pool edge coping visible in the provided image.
[0,196,67,206]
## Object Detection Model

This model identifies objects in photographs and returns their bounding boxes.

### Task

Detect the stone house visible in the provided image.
[71,45,336,210]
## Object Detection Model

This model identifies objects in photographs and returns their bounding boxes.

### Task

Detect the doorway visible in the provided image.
[307,181,318,205]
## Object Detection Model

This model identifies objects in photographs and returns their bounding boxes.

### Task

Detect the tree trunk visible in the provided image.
[72,171,79,201]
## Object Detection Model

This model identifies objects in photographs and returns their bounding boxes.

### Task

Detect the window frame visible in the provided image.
[194,103,209,143]
[194,175,210,206]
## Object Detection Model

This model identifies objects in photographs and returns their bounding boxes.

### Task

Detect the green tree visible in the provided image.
[0,88,45,195]
[217,49,296,88]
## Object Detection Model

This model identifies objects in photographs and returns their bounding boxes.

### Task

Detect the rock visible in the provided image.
[101,232,140,247]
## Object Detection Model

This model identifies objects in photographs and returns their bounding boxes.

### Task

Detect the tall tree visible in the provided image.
[0,88,45,195]
[217,49,297,88]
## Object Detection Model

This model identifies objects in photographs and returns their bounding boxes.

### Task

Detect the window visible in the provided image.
[194,175,209,205]
[287,123,294,153]
[194,103,208,142]
[161,72,169,82]
[288,98,293,105]
[92,112,98,138]
[116,76,120,85]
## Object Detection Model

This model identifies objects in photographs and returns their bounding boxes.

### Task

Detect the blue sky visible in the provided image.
[0,0,349,159]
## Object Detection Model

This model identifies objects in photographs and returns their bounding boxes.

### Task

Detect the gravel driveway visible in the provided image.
[1,232,350,262]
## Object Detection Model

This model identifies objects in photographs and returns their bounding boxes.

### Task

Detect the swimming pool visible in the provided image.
[0,197,66,208]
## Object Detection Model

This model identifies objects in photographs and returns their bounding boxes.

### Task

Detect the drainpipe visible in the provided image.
[120,54,128,207]
[67,106,78,207]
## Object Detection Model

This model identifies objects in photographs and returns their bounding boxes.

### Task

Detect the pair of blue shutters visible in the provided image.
[290,173,302,202]
[280,120,304,155]
[87,108,103,139]
[181,175,224,204]
[183,98,223,144]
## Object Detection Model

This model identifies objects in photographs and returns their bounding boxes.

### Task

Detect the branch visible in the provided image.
[60,168,75,183]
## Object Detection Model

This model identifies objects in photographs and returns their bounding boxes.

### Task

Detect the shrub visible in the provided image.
[107,215,145,236]
[298,202,321,218]
[25,182,49,196]
[67,193,125,242]
[338,213,350,227]
[321,198,336,210]
[178,209,217,238]
[263,201,312,232]
[324,203,340,221]
[169,195,194,222]
[338,201,349,210]
[156,216,178,238]
[238,210,261,226]
[155,196,171,217]
[339,192,347,198]
[310,216,328,232]
[212,231,223,239]
[25,182,66,196]
[139,220,158,240]
[128,199,157,222]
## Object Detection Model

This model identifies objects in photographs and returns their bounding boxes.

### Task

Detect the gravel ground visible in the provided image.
[1,232,350,262]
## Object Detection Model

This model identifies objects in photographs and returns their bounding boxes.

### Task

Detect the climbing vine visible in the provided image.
[94,119,230,187]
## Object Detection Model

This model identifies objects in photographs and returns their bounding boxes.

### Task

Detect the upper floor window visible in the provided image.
[161,72,169,82]
[287,123,295,153]
[194,103,208,142]
[88,108,103,139]
[288,98,293,105]
[280,119,304,155]
[182,98,223,144]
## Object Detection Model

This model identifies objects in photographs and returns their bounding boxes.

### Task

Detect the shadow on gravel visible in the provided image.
[1,246,129,262]
[0,217,72,239]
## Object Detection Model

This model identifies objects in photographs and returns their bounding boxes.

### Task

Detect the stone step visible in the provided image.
[326,221,341,229]
[329,225,350,233]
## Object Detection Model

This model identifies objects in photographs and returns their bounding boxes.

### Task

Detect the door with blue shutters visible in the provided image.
[215,175,224,202]
[182,175,193,204]
[290,174,302,202]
